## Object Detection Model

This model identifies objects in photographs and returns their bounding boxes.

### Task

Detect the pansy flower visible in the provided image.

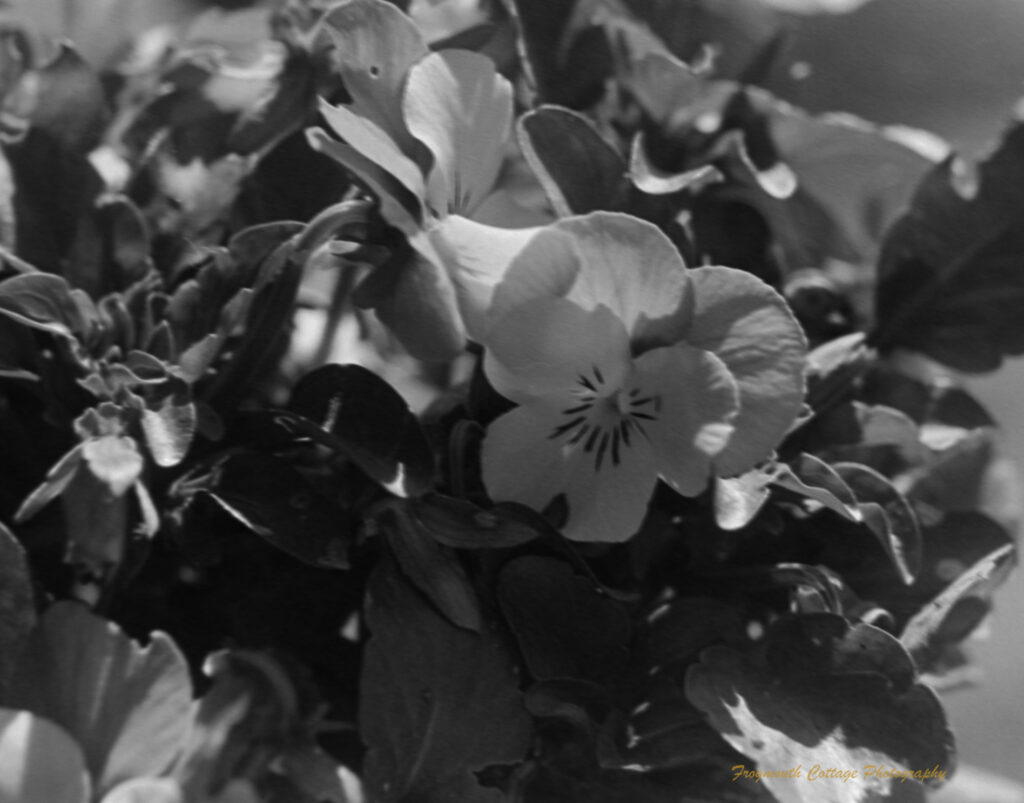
[307,0,543,360]
[478,212,807,542]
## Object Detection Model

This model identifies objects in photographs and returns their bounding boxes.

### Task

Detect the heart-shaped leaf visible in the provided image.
[686,614,954,803]
[0,273,89,341]
[498,556,631,684]
[201,452,351,570]
[517,105,628,216]
[287,364,435,497]
[360,557,531,802]
[872,122,1024,372]
[404,495,547,549]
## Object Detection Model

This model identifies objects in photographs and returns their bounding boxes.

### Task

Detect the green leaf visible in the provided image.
[686,614,954,803]
[872,122,1024,372]
[498,556,631,684]
[8,603,193,797]
[517,105,628,216]
[834,462,922,585]
[404,495,547,549]
[0,524,34,701]
[0,708,91,803]
[383,503,483,632]
[360,558,532,803]
[287,364,435,497]
[0,273,88,341]
[901,543,1015,669]
[201,452,351,570]
[772,453,862,522]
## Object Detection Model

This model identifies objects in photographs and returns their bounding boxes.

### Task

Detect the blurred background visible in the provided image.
[9,0,1024,785]
[784,0,1024,781]
[774,0,1024,782]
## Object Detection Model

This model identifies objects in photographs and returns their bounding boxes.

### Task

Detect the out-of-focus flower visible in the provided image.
[309,0,542,360]
[479,212,807,542]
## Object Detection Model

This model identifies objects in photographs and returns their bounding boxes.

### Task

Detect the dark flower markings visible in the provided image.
[548,365,660,471]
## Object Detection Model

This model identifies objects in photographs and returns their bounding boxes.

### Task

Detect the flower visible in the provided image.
[479,212,807,542]
[307,0,543,360]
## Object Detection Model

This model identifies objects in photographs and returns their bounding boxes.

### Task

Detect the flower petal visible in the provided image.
[481,402,573,515]
[490,212,694,350]
[403,50,512,217]
[483,298,631,404]
[430,215,543,341]
[686,266,808,477]
[631,343,740,496]
[316,0,428,157]
[481,401,658,543]
[318,101,426,204]
[0,708,90,803]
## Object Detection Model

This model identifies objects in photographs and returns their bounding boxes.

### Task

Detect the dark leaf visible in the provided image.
[383,503,482,632]
[360,557,531,803]
[0,523,34,701]
[901,544,1015,668]
[686,614,955,803]
[287,364,434,497]
[8,602,193,797]
[517,105,628,216]
[772,453,861,522]
[872,123,1024,372]
[202,452,350,570]
[405,495,547,549]
[834,462,922,584]
[498,556,631,684]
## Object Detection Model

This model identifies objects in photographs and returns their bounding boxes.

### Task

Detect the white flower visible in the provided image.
[479,212,808,542]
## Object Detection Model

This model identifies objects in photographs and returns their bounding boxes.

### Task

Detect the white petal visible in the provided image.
[481,401,659,543]
[429,215,543,342]
[403,50,513,216]
[489,212,694,350]
[686,266,807,477]
[483,298,631,404]
[481,402,573,514]
[631,344,740,496]
[562,428,659,543]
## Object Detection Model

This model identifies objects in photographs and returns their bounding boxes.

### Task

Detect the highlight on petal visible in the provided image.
[0,708,91,803]
[430,215,544,343]
[631,343,740,497]
[481,400,659,543]
[403,50,513,217]
[489,212,694,350]
[316,0,428,156]
[483,298,631,404]
[685,266,808,477]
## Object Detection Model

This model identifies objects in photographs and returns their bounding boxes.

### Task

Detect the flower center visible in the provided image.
[547,364,661,471]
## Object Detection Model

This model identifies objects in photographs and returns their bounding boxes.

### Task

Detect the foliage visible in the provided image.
[0,0,1019,801]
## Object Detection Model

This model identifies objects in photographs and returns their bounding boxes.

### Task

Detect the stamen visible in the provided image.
[550,416,585,439]
[595,431,610,470]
